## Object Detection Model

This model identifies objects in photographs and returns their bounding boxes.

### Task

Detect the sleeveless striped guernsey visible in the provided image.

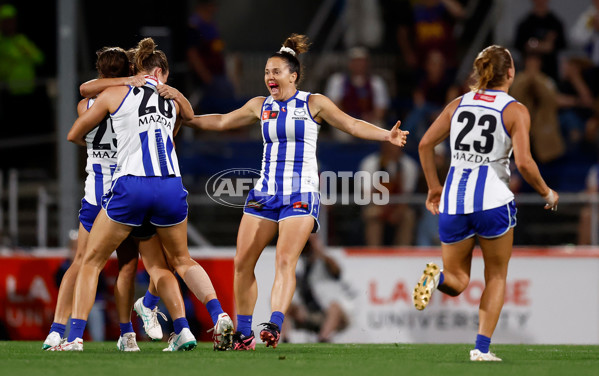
[440,89,516,214]
[83,98,117,206]
[255,90,321,195]
[110,76,180,179]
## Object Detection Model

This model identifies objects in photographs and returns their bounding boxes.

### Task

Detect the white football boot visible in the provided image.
[133,297,166,340]
[470,349,502,361]
[413,262,441,310]
[162,328,197,352]
[117,332,141,352]
[210,312,234,351]
[42,331,62,350]
[48,338,83,351]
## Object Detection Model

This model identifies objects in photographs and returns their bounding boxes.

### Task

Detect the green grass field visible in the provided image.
[1,342,598,376]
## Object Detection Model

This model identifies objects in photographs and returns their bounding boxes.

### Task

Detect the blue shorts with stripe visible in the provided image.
[438,201,516,244]
[79,198,101,232]
[79,197,157,238]
[102,175,188,227]
[243,189,320,233]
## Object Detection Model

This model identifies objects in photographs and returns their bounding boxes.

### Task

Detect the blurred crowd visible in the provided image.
[1,0,599,247]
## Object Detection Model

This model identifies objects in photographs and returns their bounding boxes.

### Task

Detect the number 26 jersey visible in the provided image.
[440,89,516,215]
[110,76,180,180]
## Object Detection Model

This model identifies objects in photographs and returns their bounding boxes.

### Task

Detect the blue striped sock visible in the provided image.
[475,334,491,353]
[173,317,189,335]
[237,315,252,337]
[269,311,285,330]
[119,322,134,336]
[67,319,87,342]
[143,290,160,310]
[205,299,224,326]
[50,322,66,338]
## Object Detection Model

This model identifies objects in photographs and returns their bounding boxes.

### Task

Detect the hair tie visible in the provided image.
[279,46,296,56]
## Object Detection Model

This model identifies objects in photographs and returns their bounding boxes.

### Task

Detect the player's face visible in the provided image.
[264,57,297,101]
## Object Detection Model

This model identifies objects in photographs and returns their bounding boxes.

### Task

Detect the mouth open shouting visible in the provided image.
[268,81,280,96]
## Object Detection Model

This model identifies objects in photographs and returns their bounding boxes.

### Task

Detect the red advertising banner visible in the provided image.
[0,255,234,342]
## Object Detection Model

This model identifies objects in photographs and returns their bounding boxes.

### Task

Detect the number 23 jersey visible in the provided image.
[441,89,515,215]
[110,76,180,180]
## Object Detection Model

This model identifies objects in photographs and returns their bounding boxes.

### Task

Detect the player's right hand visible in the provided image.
[425,186,443,215]
[543,188,559,211]
[126,74,146,87]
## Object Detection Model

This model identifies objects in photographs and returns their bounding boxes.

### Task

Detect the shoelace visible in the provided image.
[259,322,280,333]
[125,335,137,348]
[150,307,168,326]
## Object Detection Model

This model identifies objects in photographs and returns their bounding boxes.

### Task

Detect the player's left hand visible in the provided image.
[388,121,409,147]
[157,84,181,100]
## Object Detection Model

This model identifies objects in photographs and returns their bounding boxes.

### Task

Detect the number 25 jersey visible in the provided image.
[440,89,516,215]
[83,98,117,206]
[110,76,180,180]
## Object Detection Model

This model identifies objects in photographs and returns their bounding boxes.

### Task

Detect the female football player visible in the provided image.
[185,33,408,350]
[414,45,559,361]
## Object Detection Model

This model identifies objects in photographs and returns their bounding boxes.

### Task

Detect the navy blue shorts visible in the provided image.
[102,176,188,227]
[78,198,101,232]
[439,201,517,244]
[243,189,320,233]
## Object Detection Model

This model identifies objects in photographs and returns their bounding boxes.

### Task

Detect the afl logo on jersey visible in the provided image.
[262,110,279,120]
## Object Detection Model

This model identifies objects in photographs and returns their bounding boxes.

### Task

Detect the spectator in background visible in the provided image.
[325,47,390,141]
[342,0,384,50]
[399,0,465,71]
[415,143,449,246]
[578,153,599,245]
[556,56,596,147]
[283,235,355,343]
[359,141,419,246]
[402,50,459,152]
[186,0,237,114]
[571,0,599,67]
[510,52,566,164]
[514,0,567,82]
[0,4,45,137]
[570,1,599,145]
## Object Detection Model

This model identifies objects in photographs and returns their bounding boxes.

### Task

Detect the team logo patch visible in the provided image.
[292,201,309,212]
[294,109,306,116]
[262,110,279,120]
[473,93,496,102]
[246,200,264,210]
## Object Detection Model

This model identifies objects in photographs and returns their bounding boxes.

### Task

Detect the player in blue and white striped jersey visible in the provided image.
[185,33,408,350]
[414,45,559,362]
[43,47,146,351]
[61,38,234,352]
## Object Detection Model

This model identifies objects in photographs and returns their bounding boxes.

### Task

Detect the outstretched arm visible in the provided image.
[80,74,145,98]
[184,96,264,131]
[310,94,408,147]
